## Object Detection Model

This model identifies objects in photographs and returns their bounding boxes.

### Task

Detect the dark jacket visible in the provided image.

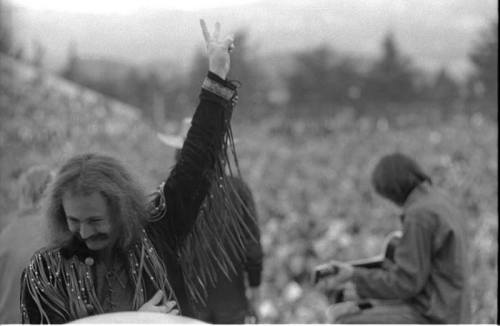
[20,72,237,323]
[195,176,263,323]
[352,182,471,323]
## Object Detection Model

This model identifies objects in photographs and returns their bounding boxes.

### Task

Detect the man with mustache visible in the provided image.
[20,20,244,323]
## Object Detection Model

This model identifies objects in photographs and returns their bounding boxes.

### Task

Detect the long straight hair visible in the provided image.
[371,153,432,206]
[45,153,149,249]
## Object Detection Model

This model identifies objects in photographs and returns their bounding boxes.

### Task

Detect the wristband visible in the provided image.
[202,73,237,101]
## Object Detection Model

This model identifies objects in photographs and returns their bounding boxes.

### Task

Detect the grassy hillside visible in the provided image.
[0,56,497,323]
[0,55,179,222]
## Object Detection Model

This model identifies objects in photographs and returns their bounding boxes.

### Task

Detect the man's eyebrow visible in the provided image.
[66,215,103,220]
[88,216,105,221]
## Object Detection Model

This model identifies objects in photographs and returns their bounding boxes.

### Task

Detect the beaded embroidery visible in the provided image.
[21,229,177,323]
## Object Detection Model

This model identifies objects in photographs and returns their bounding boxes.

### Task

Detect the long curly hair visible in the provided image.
[45,153,149,250]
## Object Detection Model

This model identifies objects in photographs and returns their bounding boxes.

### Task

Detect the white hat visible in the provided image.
[157,118,192,149]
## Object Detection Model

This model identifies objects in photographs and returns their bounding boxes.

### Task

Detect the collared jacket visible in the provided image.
[352,182,471,323]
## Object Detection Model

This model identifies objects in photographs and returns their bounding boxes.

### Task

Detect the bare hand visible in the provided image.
[246,287,260,313]
[326,301,361,323]
[316,261,354,290]
[200,19,233,79]
[312,262,340,284]
[343,281,360,301]
[138,290,179,315]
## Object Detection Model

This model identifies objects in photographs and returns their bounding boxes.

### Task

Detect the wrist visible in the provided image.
[202,72,237,101]
[209,69,227,80]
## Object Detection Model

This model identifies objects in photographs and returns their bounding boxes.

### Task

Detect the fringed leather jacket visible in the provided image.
[20,72,249,323]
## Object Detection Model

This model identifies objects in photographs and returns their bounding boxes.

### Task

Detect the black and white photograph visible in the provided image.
[0,0,497,323]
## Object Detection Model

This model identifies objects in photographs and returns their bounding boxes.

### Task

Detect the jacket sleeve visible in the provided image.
[20,269,46,324]
[352,210,434,299]
[147,72,237,250]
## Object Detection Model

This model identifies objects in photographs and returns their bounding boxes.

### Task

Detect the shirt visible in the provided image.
[352,182,471,323]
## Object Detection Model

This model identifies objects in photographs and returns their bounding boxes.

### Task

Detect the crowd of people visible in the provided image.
[0,20,470,324]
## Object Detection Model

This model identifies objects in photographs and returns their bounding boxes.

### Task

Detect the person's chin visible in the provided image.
[85,238,110,251]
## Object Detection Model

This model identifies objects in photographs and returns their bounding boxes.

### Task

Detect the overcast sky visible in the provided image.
[10,0,262,13]
[7,0,498,78]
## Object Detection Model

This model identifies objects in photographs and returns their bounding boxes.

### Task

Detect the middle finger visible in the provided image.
[164,300,177,312]
[213,22,221,40]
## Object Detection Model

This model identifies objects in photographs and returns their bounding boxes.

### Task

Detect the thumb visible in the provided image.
[147,290,164,305]
[223,35,234,49]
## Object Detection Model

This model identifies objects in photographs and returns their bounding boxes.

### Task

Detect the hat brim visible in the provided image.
[157,133,184,149]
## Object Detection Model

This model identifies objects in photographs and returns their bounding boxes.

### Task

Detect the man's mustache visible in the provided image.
[74,233,109,242]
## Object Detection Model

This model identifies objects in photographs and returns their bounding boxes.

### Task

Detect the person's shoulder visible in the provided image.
[409,186,456,213]
[27,246,63,264]
[22,246,66,282]
[404,200,439,229]
[146,181,167,222]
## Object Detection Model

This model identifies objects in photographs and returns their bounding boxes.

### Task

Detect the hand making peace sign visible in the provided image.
[200,19,234,79]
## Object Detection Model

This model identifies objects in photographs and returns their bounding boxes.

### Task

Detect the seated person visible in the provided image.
[322,152,470,324]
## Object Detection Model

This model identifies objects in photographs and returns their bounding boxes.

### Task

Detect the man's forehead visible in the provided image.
[62,192,108,210]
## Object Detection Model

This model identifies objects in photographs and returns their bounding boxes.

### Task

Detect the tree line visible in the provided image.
[1,0,497,123]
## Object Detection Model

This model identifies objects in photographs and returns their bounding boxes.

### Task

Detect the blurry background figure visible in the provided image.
[0,165,53,324]
[158,119,263,324]
[319,153,470,324]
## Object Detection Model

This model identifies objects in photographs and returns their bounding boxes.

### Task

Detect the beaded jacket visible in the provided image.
[20,72,251,323]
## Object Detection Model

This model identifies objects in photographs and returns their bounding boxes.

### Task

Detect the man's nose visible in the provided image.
[80,223,94,239]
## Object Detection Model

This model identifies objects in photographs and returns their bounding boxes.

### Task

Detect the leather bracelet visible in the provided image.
[201,77,236,101]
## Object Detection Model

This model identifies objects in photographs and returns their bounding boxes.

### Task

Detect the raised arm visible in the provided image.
[147,20,237,249]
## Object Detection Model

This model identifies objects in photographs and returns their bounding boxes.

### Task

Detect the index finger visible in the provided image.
[213,21,221,40]
[164,300,177,311]
[200,19,210,43]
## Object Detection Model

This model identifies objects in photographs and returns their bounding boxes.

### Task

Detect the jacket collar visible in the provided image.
[60,236,94,260]
[403,181,432,210]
